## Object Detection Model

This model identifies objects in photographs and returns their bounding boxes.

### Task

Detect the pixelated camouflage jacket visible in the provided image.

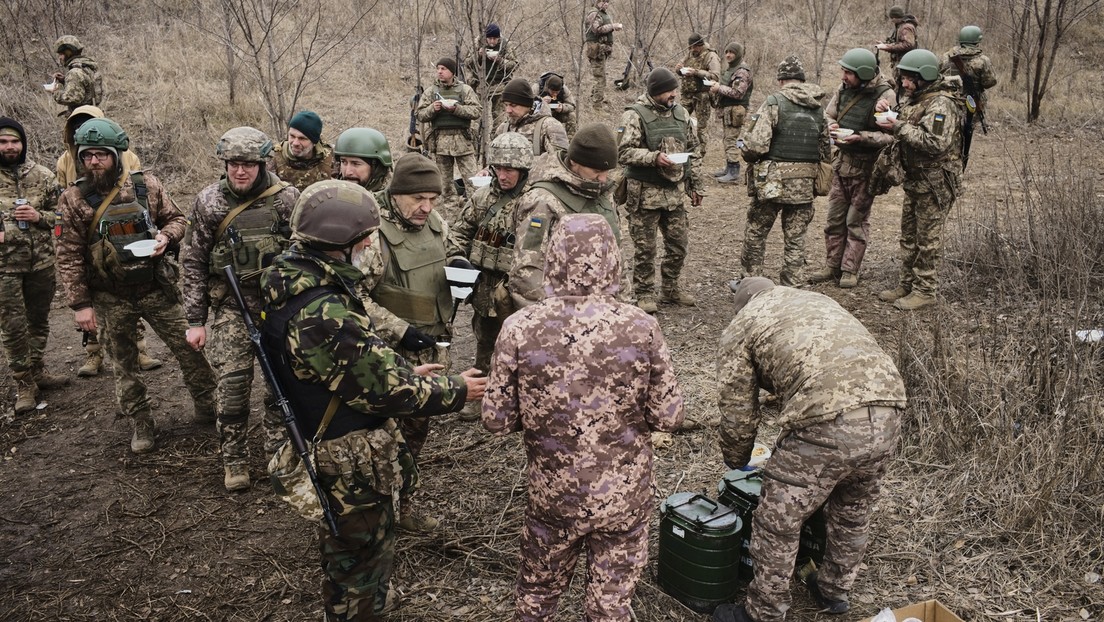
[181,173,299,325]
[884,18,919,62]
[716,286,907,467]
[825,74,897,177]
[53,56,99,110]
[261,243,467,418]
[485,214,684,523]
[740,82,831,203]
[414,79,482,156]
[679,45,722,94]
[507,151,620,310]
[57,170,185,308]
[494,110,569,156]
[270,141,335,192]
[0,158,58,273]
[893,78,965,188]
[939,46,997,108]
[617,93,705,198]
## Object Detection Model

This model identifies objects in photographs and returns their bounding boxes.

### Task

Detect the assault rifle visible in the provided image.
[407,84,425,153]
[615,38,653,91]
[223,264,340,537]
[950,55,987,170]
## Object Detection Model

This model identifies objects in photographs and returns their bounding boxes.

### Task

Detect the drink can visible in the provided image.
[15,199,29,230]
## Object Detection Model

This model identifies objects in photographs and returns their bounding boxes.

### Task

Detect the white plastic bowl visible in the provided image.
[469,175,493,188]
[667,152,691,164]
[832,128,855,138]
[702,79,716,87]
[679,67,693,76]
[124,239,159,257]
[874,111,898,122]
[747,442,772,468]
[486,50,499,58]
[439,98,458,108]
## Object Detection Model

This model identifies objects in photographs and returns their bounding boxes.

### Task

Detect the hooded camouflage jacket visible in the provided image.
[53,56,100,111]
[56,105,142,188]
[0,155,58,274]
[717,286,907,467]
[939,46,997,109]
[740,82,831,203]
[485,214,684,524]
[893,78,965,190]
[270,141,335,192]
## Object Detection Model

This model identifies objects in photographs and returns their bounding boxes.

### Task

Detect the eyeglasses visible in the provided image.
[80,151,112,162]
[226,161,260,171]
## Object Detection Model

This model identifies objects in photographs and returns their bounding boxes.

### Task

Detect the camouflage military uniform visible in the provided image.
[415,79,482,201]
[495,111,569,157]
[739,81,830,285]
[182,173,299,467]
[678,44,722,153]
[714,59,754,165]
[270,141,336,192]
[539,83,578,138]
[617,93,704,303]
[53,55,101,112]
[485,214,684,622]
[508,151,621,309]
[56,106,142,189]
[882,17,919,76]
[717,284,906,622]
[261,243,468,622]
[940,45,997,118]
[56,171,217,435]
[584,5,618,105]
[889,79,965,298]
[465,38,519,126]
[822,75,897,277]
[0,119,60,406]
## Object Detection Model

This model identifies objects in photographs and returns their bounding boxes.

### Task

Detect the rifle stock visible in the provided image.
[222,265,340,537]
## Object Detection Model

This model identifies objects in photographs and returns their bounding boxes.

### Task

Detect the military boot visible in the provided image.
[457,400,482,422]
[131,414,156,453]
[137,338,163,371]
[805,571,850,614]
[636,295,658,314]
[78,343,104,377]
[717,162,742,183]
[712,164,730,178]
[33,365,71,390]
[894,292,936,311]
[397,500,440,533]
[13,372,39,415]
[838,271,859,289]
[224,463,250,492]
[807,266,842,284]
[878,286,910,303]
[661,288,697,307]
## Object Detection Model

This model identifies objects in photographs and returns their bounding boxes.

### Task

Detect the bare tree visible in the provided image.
[1022,0,1103,121]
[796,0,847,81]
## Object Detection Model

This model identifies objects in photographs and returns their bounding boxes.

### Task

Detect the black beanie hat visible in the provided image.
[289,110,323,144]
[0,117,27,166]
[502,78,534,106]
[567,123,618,171]
[546,74,564,91]
[437,57,458,76]
[486,23,501,37]
[389,153,444,195]
[647,68,679,96]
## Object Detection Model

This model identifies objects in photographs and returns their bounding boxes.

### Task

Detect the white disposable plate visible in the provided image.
[444,266,480,284]
[124,239,159,257]
[450,285,474,300]
[667,152,691,164]
[833,128,855,137]
[439,98,458,107]
[469,175,493,187]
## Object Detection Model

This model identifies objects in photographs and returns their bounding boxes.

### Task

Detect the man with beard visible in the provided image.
[334,127,393,193]
[416,58,482,203]
[56,118,217,453]
[271,111,336,191]
[508,123,621,309]
[875,49,965,311]
[0,117,68,414]
[50,36,102,113]
[446,132,533,422]
[183,127,300,491]
[617,67,704,314]
[495,78,569,156]
[710,42,754,183]
[676,34,722,155]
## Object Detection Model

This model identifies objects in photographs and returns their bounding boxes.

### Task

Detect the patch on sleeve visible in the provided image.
[933,114,945,136]
[528,217,543,229]
[522,217,545,251]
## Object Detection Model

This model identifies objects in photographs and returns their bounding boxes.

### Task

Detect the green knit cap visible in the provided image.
[389,153,443,195]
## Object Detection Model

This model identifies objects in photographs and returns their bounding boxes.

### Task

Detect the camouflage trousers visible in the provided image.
[625,200,689,298]
[589,58,607,105]
[472,312,505,376]
[898,186,954,297]
[746,406,900,622]
[515,509,649,621]
[433,152,477,203]
[719,105,748,163]
[0,266,55,375]
[683,92,712,155]
[824,173,876,274]
[741,199,814,286]
[92,288,216,421]
[208,303,284,466]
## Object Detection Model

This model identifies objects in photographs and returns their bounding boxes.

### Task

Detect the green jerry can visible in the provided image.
[717,469,827,582]
[657,492,743,614]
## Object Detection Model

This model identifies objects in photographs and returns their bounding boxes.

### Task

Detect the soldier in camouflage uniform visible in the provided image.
[183,127,299,491]
[466,23,520,129]
[0,117,68,414]
[711,277,906,622]
[875,49,965,311]
[618,67,705,313]
[415,58,482,203]
[270,111,336,192]
[56,118,217,453]
[941,25,997,163]
[485,213,684,622]
[446,132,533,421]
[495,78,569,155]
[334,127,393,193]
[808,49,897,289]
[710,42,754,183]
[508,123,621,309]
[583,0,623,106]
[875,6,919,79]
[259,180,486,622]
[676,34,722,155]
[538,73,578,139]
[738,56,830,286]
[50,36,101,113]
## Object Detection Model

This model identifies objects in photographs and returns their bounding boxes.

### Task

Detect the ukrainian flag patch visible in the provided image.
[933,113,945,135]
[529,217,543,229]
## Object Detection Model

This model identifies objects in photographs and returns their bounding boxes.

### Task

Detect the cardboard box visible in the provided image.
[858,599,965,622]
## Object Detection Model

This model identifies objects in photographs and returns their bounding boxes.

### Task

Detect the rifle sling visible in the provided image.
[215,181,288,242]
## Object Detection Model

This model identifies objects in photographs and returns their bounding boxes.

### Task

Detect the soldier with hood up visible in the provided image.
[270,111,336,191]
[50,35,102,113]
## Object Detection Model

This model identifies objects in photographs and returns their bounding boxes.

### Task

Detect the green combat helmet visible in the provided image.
[216,126,273,162]
[55,35,83,55]
[290,180,381,250]
[75,118,129,151]
[897,49,941,81]
[839,48,878,81]
[334,128,393,168]
[959,25,982,46]
[487,132,533,170]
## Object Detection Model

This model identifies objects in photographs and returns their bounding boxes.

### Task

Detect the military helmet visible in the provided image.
[959,25,983,46]
[55,35,83,55]
[839,48,878,82]
[334,128,393,167]
[74,118,129,151]
[216,126,273,162]
[290,180,381,250]
[897,49,941,81]
[487,132,533,170]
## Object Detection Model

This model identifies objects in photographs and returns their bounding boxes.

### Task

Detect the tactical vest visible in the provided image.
[208,184,290,279]
[623,103,691,188]
[470,187,523,274]
[835,84,891,153]
[81,172,158,286]
[431,83,472,130]
[717,64,753,108]
[585,10,613,45]
[261,283,385,440]
[530,180,621,244]
[479,40,511,85]
[372,209,452,337]
[765,95,824,163]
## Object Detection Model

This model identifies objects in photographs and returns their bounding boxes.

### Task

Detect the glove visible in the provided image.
[448,257,476,271]
[400,326,436,352]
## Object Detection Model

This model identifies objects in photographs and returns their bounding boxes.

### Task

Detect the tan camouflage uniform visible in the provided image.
[717,284,906,622]
[270,141,336,192]
[882,17,919,76]
[940,45,998,111]
[539,85,578,138]
[485,214,684,622]
[465,38,519,128]
[739,81,831,285]
[495,111,569,157]
[714,60,754,164]
[584,5,617,105]
[53,55,100,112]
[678,44,722,154]
[415,79,482,201]
[182,173,299,467]
[617,93,705,303]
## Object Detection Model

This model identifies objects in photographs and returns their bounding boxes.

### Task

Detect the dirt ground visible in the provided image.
[0,112,1091,622]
